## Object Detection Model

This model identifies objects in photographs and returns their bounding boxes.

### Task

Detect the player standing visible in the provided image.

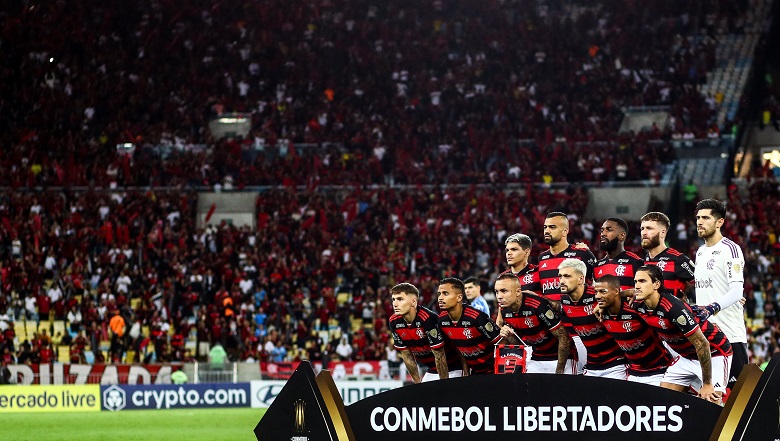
[692,199,748,389]
[501,233,542,294]
[640,212,696,301]
[594,218,643,291]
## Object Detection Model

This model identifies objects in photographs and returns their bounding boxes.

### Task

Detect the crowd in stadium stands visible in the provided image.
[0,0,748,189]
[1,0,773,371]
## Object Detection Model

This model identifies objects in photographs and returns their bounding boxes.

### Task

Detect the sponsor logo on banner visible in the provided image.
[101,383,250,411]
[0,385,101,413]
[261,361,389,380]
[6,363,182,385]
[251,380,403,408]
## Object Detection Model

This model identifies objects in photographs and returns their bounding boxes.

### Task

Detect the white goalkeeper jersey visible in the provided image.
[694,237,747,343]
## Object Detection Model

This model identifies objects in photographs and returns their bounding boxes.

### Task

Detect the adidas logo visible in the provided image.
[728,376,737,383]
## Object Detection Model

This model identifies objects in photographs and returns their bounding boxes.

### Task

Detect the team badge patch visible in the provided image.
[733,263,742,273]
[545,310,555,320]
[676,315,687,326]
[428,329,438,339]
[485,322,494,332]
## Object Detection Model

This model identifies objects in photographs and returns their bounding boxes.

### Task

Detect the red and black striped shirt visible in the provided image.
[595,250,644,292]
[602,300,672,376]
[501,264,542,295]
[438,305,501,374]
[560,289,625,370]
[500,292,574,361]
[644,248,695,299]
[389,306,461,373]
[538,246,597,302]
[634,292,732,360]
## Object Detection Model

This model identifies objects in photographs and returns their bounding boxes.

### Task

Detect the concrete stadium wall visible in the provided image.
[197,192,258,228]
[585,187,672,221]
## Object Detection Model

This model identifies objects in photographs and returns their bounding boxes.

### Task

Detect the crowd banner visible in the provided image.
[7,363,182,385]
[251,379,402,408]
[254,356,780,441]
[0,385,101,413]
[261,361,389,379]
[100,383,250,411]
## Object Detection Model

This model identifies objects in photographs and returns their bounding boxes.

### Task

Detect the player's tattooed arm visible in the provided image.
[398,349,421,383]
[551,327,571,374]
[432,347,450,380]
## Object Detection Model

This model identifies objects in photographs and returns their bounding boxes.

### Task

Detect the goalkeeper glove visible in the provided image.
[691,303,721,322]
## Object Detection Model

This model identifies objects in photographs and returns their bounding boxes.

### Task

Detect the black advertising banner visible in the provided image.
[344,373,720,441]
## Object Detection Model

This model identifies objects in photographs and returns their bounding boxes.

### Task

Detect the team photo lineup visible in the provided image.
[389,199,747,405]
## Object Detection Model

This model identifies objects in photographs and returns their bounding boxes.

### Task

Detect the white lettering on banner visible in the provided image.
[6,364,179,385]
[370,406,684,432]
[126,387,247,410]
[250,380,403,408]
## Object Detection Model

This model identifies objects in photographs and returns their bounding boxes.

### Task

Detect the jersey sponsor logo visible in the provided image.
[525,335,547,345]
[712,251,720,256]
[410,348,432,357]
[542,280,559,291]
[460,349,483,357]
[614,265,626,277]
[563,252,577,257]
[617,259,630,264]
[576,324,604,337]
[461,321,471,326]
[696,279,713,289]
[618,340,644,352]
[622,322,632,332]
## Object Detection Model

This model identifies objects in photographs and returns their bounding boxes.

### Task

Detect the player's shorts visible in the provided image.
[526,358,578,374]
[627,372,665,387]
[572,336,587,375]
[583,363,628,380]
[422,369,464,382]
[662,354,732,393]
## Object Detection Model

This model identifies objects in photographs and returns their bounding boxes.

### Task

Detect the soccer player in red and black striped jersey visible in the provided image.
[595,275,671,386]
[500,233,542,294]
[538,213,597,305]
[494,273,576,374]
[594,218,643,291]
[640,212,695,302]
[388,283,463,383]
[558,259,627,379]
[633,265,733,404]
[436,277,501,375]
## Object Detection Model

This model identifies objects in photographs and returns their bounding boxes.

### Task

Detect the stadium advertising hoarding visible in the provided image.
[101,383,250,411]
[251,379,403,408]
[7,363,182,385]
[261,360,388,379]
[0,385,101,413]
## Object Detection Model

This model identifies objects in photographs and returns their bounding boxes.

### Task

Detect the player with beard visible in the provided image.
[494,273,577,374]
[692,199,747,390]
[388,283,463,383]
[538,213,597,371]
[633,265,732,404]
[538,212,597,306]
[558,259,627,378]
[639,212,695,302]
[595,274,671,386]
[500,233,542,294]
[437,277,501,375]
[594,218,643,291]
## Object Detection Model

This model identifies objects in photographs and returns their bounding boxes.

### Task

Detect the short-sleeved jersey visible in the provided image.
[389,306,461,373]
[694,237,747,343]
[438,305,502,374]
[501,264,542,295]
[634,292,732,360]
[644,248,695,300]
[602,300,672,376]
[594,251,644,291]
[538,246,597,301]
[500,292,574,361]
[560,290,625,370]
[468,296,491,316]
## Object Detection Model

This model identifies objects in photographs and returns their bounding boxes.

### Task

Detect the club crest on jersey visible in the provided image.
[522,274,534,284]
[655,261,667,271]
[622,322,632,332]
[707,259,715,270]
[614,265,626,277]
[463,328,473,339]
[584,305,595,315]
[416,328,424,339]
[658,319,668,329]
[524,317,534,328]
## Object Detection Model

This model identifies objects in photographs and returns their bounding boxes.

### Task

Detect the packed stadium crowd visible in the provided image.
[1,0,777,380]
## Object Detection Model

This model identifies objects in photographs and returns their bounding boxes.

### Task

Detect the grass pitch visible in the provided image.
[0,407,266,441]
